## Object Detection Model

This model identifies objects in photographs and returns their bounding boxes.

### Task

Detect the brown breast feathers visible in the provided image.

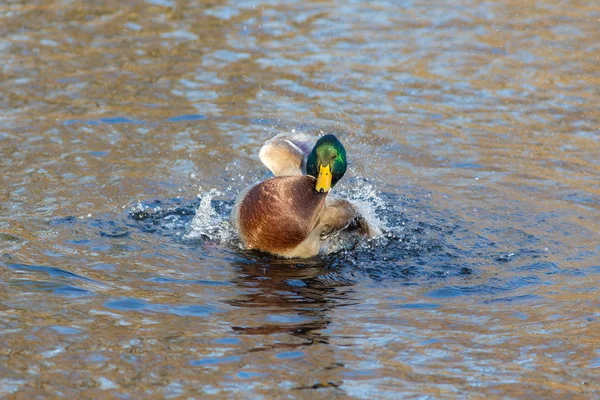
[238,176,326,253]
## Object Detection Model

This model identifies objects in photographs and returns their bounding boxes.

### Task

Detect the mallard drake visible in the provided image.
[231,132,381,258]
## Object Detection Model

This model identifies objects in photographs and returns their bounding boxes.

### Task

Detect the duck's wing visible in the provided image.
[318,196,382,239]
[258,132,317,176]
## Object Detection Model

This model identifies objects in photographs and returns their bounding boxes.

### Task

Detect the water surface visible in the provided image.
[1,0,599,398]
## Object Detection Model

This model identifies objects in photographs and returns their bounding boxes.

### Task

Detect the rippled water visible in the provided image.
[1,0,599,398]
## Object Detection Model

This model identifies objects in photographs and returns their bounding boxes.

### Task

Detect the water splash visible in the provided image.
[127,174,431,269]
[184,188,233,242]
[338,177,395,235]
[129,201,163,217]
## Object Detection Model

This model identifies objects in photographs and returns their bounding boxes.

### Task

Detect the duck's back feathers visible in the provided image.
[320,196,382,241]
[319,196,359,237]
[258,132,317,177]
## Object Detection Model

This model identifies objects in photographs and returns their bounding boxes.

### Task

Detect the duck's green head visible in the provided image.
[306,134,347,193]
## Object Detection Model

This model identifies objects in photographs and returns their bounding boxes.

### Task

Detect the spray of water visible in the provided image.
[184,188,233,242]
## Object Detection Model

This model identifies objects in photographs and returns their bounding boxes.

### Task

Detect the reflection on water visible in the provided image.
[229,261,336,340]
[1,0,600,397]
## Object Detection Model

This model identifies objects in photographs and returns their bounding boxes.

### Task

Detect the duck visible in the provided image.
[230,132,381,258]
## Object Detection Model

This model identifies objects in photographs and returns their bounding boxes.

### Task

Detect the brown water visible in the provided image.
[1,0,599,398]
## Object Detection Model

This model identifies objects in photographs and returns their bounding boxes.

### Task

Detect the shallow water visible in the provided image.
[1,0,599,398]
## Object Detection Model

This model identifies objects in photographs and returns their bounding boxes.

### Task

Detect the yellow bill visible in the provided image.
[316,164,332,193]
